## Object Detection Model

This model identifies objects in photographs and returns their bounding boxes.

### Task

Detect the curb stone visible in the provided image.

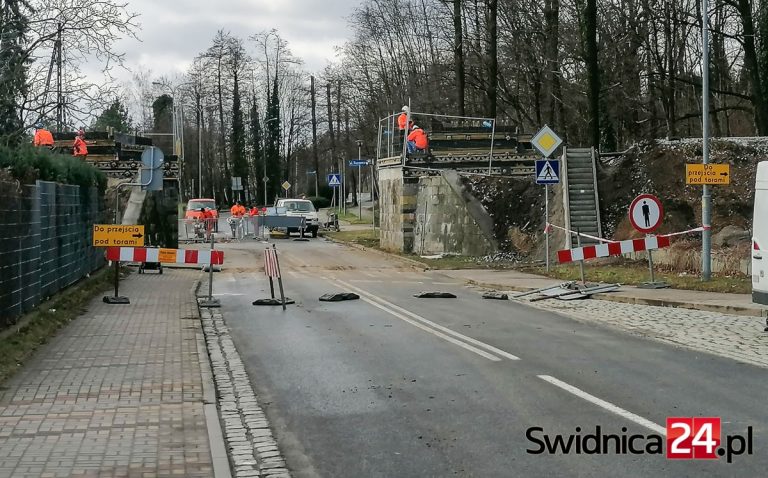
[199,307,292,478]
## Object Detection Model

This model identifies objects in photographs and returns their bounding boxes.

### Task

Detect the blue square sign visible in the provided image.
[327,173,342,187]
[535,159,560,185]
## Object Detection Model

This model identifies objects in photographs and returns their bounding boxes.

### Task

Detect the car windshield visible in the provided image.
[188,200,215,211]
[283,201,315,212]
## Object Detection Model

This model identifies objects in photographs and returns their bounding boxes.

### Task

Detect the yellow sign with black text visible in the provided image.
[92,224,145,247]
[685,164,730,185]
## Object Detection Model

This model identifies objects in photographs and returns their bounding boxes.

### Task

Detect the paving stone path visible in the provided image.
[0,270,214,478]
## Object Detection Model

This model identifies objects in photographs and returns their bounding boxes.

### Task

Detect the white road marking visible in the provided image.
[212,293,245,297]
[358,296,501,361]
[537,375,667,436]
[432,282,461,286]
[331,277,520,361]
[350,279,384,284]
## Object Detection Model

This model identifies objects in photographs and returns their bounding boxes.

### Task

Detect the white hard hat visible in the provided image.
[401,105,409,112]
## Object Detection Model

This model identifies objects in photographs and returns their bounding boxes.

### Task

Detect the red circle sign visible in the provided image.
[629,194,664,234]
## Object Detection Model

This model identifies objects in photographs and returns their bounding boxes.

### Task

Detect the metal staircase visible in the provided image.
[562,147,602,247]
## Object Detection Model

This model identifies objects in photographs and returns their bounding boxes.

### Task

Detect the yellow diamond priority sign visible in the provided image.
[282,181,291,191]
[532,125,563,158]
[93,224,145,247]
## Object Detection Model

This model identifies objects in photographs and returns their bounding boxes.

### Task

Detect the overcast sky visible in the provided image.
[111,0,351,81]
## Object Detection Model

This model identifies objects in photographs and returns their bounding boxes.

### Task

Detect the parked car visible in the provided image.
[275,198,320,237]
[184,198,219,232]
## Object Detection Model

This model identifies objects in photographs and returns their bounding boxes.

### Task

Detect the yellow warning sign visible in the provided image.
[685,164,731,185]
[92,224,145,247]
[158,249,177,263]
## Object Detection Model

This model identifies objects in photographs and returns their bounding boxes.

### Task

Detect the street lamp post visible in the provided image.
[152,80,192,196]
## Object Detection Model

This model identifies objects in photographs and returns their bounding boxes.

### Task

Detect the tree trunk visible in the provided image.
[737,0,768,134]
[485,0,498,118]
[583,0,600,148]
[453,0,465,116]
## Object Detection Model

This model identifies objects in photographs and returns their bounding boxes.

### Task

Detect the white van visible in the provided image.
[752,161,768,305]
[274,198,320,237]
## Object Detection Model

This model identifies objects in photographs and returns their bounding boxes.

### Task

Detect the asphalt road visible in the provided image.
[210,237,768,477]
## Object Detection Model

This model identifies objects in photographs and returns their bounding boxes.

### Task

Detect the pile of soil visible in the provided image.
[463,137,766,257]
[599,138,765,239]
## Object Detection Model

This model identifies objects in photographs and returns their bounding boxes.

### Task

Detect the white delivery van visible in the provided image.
[753,161,768,305]
[274,198,320,237]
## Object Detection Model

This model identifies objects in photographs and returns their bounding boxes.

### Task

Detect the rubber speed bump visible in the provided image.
[252,298,296,306]
[319,292,360,302]
[482,292,509,300]
[413,291,457,298]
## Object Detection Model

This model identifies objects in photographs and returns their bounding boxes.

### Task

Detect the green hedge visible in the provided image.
[308,196,331,209]
[0,144,106,191]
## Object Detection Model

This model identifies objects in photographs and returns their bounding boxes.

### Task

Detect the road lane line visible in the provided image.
[331,278,520,361]
[358,296,501,361]
[538,375,666,436]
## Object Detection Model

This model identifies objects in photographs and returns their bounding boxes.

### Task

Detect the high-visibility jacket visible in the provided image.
[408,128,428,150]
[34,129,54,147]
[73,136,88,157]
[230,205,246,217]
[398,113,408,131]
[249,207,258,216]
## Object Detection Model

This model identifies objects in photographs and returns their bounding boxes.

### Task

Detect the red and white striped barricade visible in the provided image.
[256,245,288,310]
[106,247,224,265]
[557,235,671,264]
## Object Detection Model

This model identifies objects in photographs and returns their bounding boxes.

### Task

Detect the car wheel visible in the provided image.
[311,227,318,238]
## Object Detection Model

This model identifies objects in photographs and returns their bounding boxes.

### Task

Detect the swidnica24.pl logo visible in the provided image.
[526,417,753,463]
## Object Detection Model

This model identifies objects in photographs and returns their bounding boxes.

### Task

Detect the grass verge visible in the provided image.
[324,229,380,248]
[322,228,751,294]
[0,267,114,385]
[335,211,374,225]
[524,263,751,294]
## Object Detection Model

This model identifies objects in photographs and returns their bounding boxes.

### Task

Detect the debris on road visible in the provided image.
[319,292,360,302]
[482,292,509,300]
[414,291,457,298]
[526,283,622,302]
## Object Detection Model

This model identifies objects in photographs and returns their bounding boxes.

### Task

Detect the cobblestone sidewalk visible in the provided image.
[515,293,768,369]
[0,270,215,478]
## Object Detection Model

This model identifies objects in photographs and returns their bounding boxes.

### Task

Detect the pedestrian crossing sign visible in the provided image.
[327,173,342,187]
[535,159,560,184]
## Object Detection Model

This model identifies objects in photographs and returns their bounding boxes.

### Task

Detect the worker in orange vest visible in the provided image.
[73,129,88,159]
[33,123,54,148]
[407,124,429,154]
[397,105,409,131]
[230,201,246,217]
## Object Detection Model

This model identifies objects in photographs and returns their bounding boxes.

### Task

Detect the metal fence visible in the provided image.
[0,180,104,326]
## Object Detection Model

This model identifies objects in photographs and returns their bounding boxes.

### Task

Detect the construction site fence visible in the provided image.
[0,180,105,326]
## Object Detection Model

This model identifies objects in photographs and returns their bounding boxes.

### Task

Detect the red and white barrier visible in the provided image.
[557,235,671,264]
[106,247,224,265]
[264,248,280,278]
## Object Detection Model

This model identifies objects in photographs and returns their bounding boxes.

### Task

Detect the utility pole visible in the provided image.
[701,0,712,281]
[310,76,319,197]
[56,23,63,132]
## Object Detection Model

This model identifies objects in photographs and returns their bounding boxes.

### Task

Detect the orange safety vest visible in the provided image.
[73,136,88,156]
[398,113,408,131]
[408,128,428,150]
[34,129,54,147]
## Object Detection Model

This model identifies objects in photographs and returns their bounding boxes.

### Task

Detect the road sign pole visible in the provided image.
[648,247,656,283]
[371,164,375,231]
[273,244,287,311]
[702,0,712,282]
[576,227,586,285]
[545,184,550,272]
[199,234,221,308]
[358,164,362,219]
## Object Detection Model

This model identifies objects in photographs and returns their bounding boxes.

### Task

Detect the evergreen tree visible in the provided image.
[249,99,262,202]
[264,78,281,202]
[92,100,132,132]
[230,72,246,201]
[0,0,30,145]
